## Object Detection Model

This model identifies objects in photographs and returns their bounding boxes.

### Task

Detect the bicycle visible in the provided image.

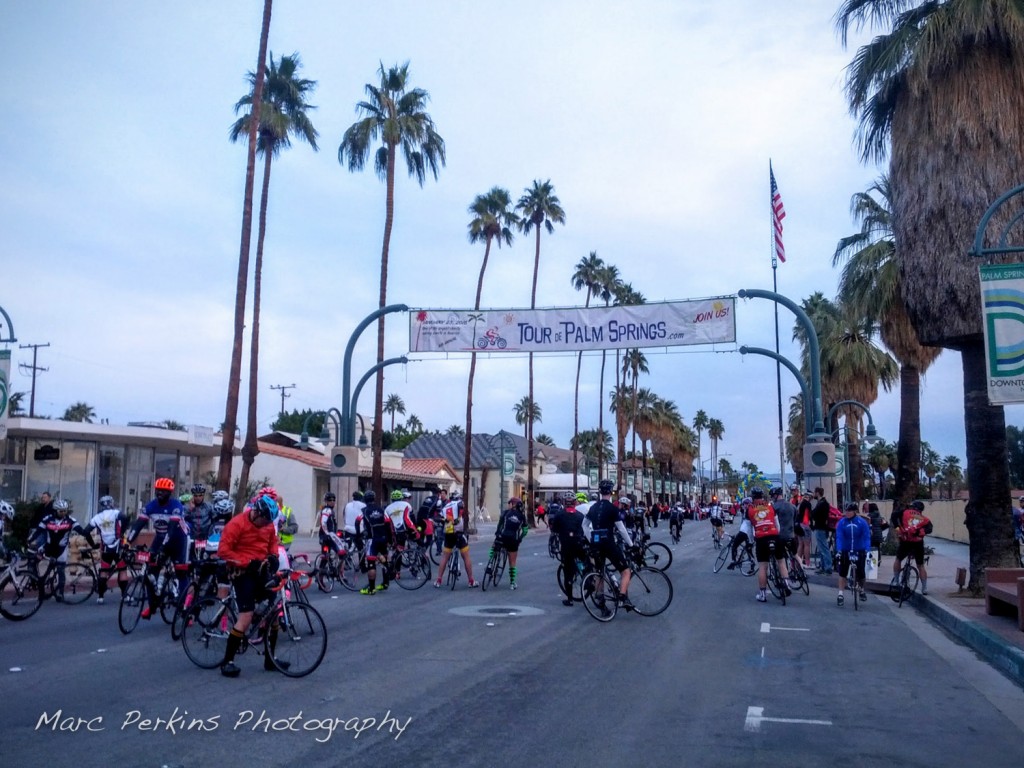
[548,534,561,560]
[889,555,921,607]
[669,521,682,545]
[783,549,810,596]
[633,539,672,571]
[391,542,431,590]
[12,550,96,610]
[556,548,590,602]
[764,541,787,606]
[445,544,463,589]
[839,550,866,611]
[711,523,724,550]
[581,562,673,622]
[314,542,361,593]
[181,571,327,677]
[481,542,508,591]
[118,550,180,635]
[0,551,43,621]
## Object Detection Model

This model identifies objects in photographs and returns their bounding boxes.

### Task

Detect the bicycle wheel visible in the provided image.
[172,582,199,641]
[642,542,672,571]
[448,555,459,590]
[268,601,328,678]
[627,567,673,617]
[0,568,43,621]
[789,558,810,596]
[339,552,360,592]
[182,597,236,669]
[481,551,498,592]
[395,551,429,590]
[160,578,180,624]
[548,536,560,559]
[713,544,731,573]
[61,561,96,604]
[492,550,507,587]
[290,554,314,590]
[582,572,617,622]
[430,533,442,566]
[118,576,149,635]
[898,565,919,607]
[712,531,721,550]
[556,564,585,600]
[739,548,757,577]
[314,553,336,593]
[766,560,784,604]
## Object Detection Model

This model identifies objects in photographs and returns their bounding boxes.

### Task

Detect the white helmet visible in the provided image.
[0,500,14,520]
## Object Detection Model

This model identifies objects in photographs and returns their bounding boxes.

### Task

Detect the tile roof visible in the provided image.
[257,440,328,469]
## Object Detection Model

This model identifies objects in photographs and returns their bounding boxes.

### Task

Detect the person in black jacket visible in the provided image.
[549,498,587,606]
[810,487,833,575]
[866,502,888,562]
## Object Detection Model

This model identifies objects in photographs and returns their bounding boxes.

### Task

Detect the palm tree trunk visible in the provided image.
[217,0,272,493]
[371,143,397,497]
[573,350,582,493]
[893,364,922,510]
[526,226,540,527]
[598,351,606,484]
[237,150,273,502]
[962,340,1016,591]
[463,238,493,525]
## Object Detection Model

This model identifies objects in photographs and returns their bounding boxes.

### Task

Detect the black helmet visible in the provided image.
[844,501,859,512]
[363,490,376,504]
[352,491,363,500]
[750,486,764,500]
[323,491,336,503]
[191,483,206,495]
[769,486,782,497]
[598,479,615,495]
[910,500,925,512]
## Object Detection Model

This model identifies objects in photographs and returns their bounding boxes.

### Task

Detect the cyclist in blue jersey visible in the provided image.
[126,477,189,619]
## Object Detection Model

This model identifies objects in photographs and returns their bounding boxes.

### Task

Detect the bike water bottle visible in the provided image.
[155,572,166,595]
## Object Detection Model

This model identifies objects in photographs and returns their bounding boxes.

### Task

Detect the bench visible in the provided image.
[984,568,1024,632]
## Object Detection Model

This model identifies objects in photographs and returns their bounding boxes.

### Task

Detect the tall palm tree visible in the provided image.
[446,424,465,437]
[623,349,650,461]
[338,62,445,497]
[833,173,940,510]
[612,282,645,480]
[693,409,709,499]
[707,418,724,498]
[921,442,941,496]
[513,396,542,440]
[940,455,964,500]
[596,263,621,482]
[230,51,319,500]
[463,187,518,501]
[836,0,1023,584]
[570,250,605,487]
[608,384,632,488]
[536,433,555,446]
[516,180,565,521]
[406,413,423,434]
[7,391,25,417]
[62,402,96,423]
[785,395,806,485]
[384,393,406,431]
[217,0,273,492]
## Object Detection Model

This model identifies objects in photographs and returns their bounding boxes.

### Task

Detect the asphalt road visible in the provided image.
[2,519,1022,768]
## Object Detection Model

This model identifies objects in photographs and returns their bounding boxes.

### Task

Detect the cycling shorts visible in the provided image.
[837,550,867,580]
[495,535,520,553]
[711,517,724,528]
[443,532,469,551]
[367,538,391,562]
[591,540,627,573]
[754,535,783,563]
[895,540,925,566]
[231,570,270,613]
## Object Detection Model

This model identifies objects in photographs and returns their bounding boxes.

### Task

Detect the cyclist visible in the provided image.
[216,495,283,677]
[433,490,478,588]
[747,487,791,602]
[796,490,813,567]
[342,490,366,553]
[126,478,189,618]
[29,498,82,601]
[583,479,634,611]
[317,491,346,560]
[81,495,129,604]
[415,492,438,554]
[727,503,754,570]
[550,496,587,606]
[358,491,395,594]
[274,494,299,553]
[489,497,528,590]
[668,502,685,541]
[575,491,598,518]
[835,501,871,606]
[384,490,418,580]
[186,483,215,541]
[892,500,933,595]
[770,486,799,569]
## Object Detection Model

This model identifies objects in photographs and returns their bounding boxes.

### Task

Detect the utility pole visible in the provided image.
[18,342,49,417]
[269,383,296,416]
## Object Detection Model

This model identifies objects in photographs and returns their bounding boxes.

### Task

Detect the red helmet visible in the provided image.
[154,478,175,492]
[257,486,280,501]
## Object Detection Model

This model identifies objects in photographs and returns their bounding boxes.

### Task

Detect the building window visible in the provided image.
[26,439,62,500]
[99,445,126,511]
[2,437,26,465]
[0,468,23,500]
[59,441,97,519]
[155,451,177,483]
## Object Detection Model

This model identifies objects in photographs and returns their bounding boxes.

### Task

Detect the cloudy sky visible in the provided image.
[2,1,1013,478]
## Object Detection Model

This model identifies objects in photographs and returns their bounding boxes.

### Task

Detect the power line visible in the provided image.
[18,342,49,417]
[270,383,296,416]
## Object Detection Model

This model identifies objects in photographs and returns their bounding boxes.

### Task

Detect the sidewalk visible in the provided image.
[809,538,1024,688]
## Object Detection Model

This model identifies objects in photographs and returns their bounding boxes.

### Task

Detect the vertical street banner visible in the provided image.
[409,298,736,353]
[0,349,10,441]
[980,264,1024,404]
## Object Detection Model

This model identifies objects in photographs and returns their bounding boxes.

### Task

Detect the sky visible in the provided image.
[1,1,1015,479]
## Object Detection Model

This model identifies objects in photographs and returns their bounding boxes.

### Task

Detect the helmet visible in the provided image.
[750,487,764,500]
[178,493,193,504]
[0,500,14,520]
[402,490,412,499]
[190,483,206,496]
[98,495,115,510]
[53,498,71,514]
[509,498,524,510]
[790,484,799,491]
[252,495,278,522]
[844,501,859,512]
[363,491,376,504]
[619,496,633,507]
[257,486,279,501]
[154,478,175,492]
[211,490,230,503]
[575,492,588,503]
[213,499,234,518]
[353,491,363,501]
[588,491,599,501]
[450,490,461,501]
[598,479,615,495]
[391,490,404,501]
[323,491,337,503]
[910,500,925,512]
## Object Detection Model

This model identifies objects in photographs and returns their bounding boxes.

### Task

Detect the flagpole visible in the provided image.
[771,161,786,489]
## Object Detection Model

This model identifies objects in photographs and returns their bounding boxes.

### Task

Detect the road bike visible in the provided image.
[889,555,921,608]
[389,542,430,590]
[445,545,463,589]
[314,543,360,593]
[548,534,561,560]
[481,542,508,591]
[181,572,327,677]
[712,534,755,576]
[581,562,673,622]
[783,549,810,596]
[765,541,788,606]
[118,550,180,635]
[0,550,96,622]
[0,551,43,620]
[839,550,866,611]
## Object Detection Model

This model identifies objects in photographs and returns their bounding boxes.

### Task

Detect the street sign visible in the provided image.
[502,449,515,478]
[834,445,847,483]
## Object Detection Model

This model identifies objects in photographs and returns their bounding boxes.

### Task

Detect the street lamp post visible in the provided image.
[827,399,883,508]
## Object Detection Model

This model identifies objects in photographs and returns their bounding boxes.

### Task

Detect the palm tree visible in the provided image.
[517,180,565,521]
[463,187,518,502]
[707,418,724,498]
[384,393,406,432]
[836,0,1023,585]
[7,391,25,417]
[940,455,964,500]
[834,173,940,510]
[62,402,96,423]
[338,61,445,497]
[596,264,621,481]
[163,420,187,432]
[446,424,465,437]
[230,51,319,500]
[513,396,542,440]
[623,349,650,462]
[693,410,709,499]
[536,433,555,446]
[217,0,273,492]
[785,395,805,485]
[611,281,645,480]
[570,251,605,486]
[572,428,615,469]
[921,443,941,496]
[866,440,892,499]
[406,413,423,434]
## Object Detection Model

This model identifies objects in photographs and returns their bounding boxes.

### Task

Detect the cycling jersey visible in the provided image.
[84,508,126,548]
[187,501,215,539]
[747,503,780,538]
[342,499,365,535]
[218,511,278,568]
[384,500,415,533]
[33,513,80,557]
[319,505,338,535]
[897,509,931,543]
[835,515,871,552]
[129,498,187,545]
[496,506,526,541]
[441,500,463,533]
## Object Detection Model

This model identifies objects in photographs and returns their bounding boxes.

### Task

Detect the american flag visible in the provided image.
[770,163,786,263]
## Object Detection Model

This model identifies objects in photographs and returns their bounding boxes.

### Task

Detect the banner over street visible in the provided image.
[409,297,735,353]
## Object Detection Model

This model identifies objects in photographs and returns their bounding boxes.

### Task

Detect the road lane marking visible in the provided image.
[759,623,810,633]
[744,706,832,732]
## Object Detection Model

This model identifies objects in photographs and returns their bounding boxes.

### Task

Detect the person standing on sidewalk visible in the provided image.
[811,487,833,575]
[892,500,932,595]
